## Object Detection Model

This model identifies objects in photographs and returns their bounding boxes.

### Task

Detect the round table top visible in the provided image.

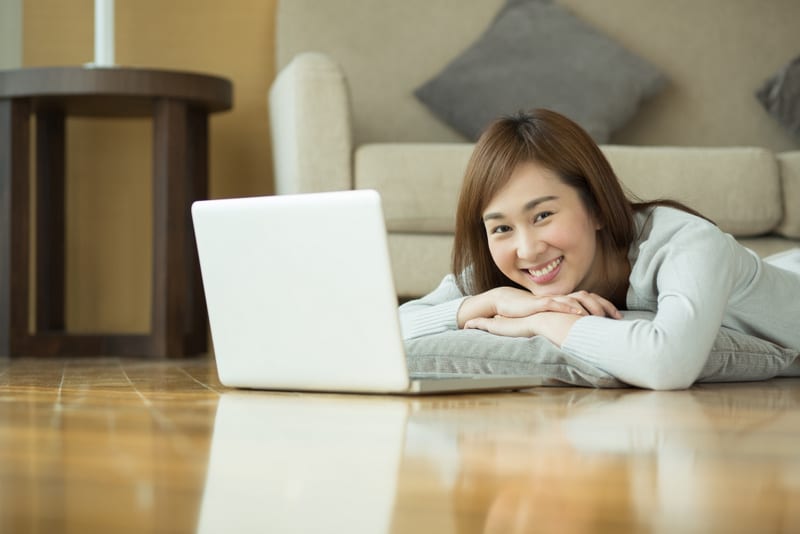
[0,66,233,116]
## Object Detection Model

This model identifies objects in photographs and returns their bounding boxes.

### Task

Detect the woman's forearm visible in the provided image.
[463,311,582,344]
[456,293,496,328]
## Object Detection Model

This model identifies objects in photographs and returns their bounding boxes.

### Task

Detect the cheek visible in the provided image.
[540,225,570,251]
[487,240,513,270]
[487,240,503,265]
[557,219,596,255]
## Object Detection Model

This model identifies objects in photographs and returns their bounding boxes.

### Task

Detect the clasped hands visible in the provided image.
[457,286,621,345]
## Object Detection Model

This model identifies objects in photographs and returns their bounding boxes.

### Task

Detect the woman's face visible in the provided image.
[481,161,602,296]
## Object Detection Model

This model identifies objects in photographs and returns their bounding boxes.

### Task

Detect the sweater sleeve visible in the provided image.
[562,212,739,390]
[398,274,467,340]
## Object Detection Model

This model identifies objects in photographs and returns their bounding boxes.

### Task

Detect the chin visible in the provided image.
[509,273,574,296]
[527,282,575,297]
[531,288,564,297]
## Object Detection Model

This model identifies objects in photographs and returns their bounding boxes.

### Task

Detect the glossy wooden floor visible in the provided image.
[1,357,799,533]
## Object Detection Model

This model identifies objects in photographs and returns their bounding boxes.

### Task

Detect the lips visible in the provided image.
[525,256,563,284]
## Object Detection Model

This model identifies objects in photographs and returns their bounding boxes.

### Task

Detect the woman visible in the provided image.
[399,109,800,390]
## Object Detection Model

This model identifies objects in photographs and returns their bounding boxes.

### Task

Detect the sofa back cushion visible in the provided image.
[356,144,783,237]
[603,146,782,236]
[276,0,504,144]
[276,0,800,151]
[777,152,800,239]
[356,143,471,233]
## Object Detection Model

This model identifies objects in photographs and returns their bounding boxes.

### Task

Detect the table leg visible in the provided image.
[185,107,209,355]
[35,110,66,332]
[0,99,31,357]
[152,99,208,357]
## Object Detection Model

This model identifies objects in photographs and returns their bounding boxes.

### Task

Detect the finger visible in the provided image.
[573,294,607,316]
[464,317,509,335]
[534,297,586,316]
[463,317,490,331]
[542,295,589,315]
[569,291,622,318]
[464,316,520,337]
[499,296,575,318]
[592,296,622,319]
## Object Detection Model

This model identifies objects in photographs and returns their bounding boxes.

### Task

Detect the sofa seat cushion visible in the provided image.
[356,144,784,237]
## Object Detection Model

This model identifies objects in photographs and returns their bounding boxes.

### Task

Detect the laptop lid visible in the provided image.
[192,190,411,393]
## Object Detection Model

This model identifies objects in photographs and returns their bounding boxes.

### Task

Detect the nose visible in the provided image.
[515,228,545,261]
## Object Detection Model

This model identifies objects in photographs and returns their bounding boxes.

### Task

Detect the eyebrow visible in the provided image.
[482,195,558,222]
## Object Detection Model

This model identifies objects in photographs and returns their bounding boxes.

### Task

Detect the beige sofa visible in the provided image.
[269,0,800,297]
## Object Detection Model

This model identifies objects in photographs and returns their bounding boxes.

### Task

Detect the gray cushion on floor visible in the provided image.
[405,326,799,388]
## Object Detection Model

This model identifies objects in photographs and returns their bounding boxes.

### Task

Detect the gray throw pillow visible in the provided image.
[414,0,666,142]
[405,327,799,388]
[757,54,800,137]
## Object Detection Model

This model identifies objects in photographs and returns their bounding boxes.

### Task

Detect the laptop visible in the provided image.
[191,189,544,394]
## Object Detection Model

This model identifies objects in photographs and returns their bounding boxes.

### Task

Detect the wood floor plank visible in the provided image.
[0,356,798,533]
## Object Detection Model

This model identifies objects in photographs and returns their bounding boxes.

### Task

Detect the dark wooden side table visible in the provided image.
[0,66,232,357]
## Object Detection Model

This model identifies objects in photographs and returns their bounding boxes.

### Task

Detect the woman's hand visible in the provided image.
[463,312,583,346]
[560,290,622,319]
[457,287,621,328]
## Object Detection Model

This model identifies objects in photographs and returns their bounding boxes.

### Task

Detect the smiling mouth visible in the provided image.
[525,256,563,282]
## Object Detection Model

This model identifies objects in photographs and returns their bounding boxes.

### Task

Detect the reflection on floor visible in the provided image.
[1,356,799,533]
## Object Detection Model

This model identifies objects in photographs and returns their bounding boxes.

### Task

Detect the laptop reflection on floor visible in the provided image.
[197,394,409,533]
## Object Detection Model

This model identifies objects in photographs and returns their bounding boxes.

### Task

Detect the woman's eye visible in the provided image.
[491,224,512,234]
[534,211,553,223]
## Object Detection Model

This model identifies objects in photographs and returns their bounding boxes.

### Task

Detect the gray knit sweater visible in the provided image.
[399,207,800,389]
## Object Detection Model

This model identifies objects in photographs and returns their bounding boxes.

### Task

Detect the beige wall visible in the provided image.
[23,0,276,333]
[1,0,23,69]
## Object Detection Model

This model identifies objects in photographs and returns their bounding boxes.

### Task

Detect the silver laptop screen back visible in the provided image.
[192,190,410,392]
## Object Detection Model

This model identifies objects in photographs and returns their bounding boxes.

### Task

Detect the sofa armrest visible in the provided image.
[269,52,353,194]
[777,151,800,239]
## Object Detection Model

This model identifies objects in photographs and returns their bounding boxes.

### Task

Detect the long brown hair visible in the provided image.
[452,109,707,295]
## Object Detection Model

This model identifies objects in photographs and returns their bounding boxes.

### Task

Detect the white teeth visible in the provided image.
[529,257,562,277]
